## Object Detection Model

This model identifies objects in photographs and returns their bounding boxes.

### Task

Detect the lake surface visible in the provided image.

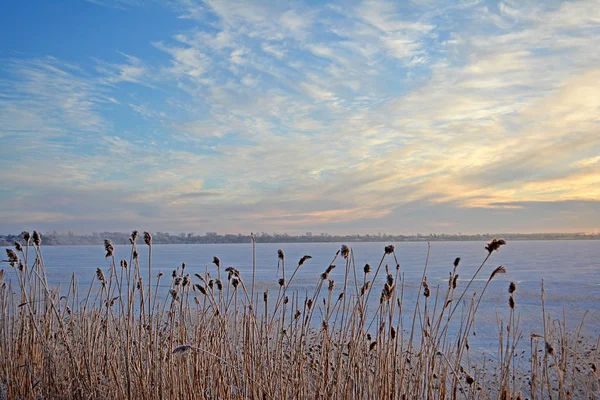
[2,240,599,349]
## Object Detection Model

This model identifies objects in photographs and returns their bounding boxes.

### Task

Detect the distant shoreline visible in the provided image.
[1,232,598,246]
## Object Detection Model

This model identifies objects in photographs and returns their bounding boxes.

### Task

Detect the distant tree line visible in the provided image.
[0,230,598,246]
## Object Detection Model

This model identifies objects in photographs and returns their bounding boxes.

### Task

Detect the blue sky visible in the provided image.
[0,0,599,234]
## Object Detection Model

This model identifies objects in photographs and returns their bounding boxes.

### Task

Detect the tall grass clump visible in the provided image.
[0,231,598,399]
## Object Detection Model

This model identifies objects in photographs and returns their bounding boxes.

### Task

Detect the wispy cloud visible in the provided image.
[0,0,599,234]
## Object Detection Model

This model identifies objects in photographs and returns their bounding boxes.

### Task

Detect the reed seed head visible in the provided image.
[277,249,284,260]
[453,274,459,289]
[340,245,350,259]
[5,249,19,267]
[130,230,138,244]
[104,239,114,258]
[508,296,515,309]
[133,250,138,260]
[120,259,128,268]
[173,344,192,354]
[195,284,207,295]
[364,263,372,274]
[328,280,335,291]
[509,281,516,293]
[454,257,461,267]
[360,281,370,296]
[384,245,395,254]
[490,265,506,280]
[485,238,506,254]
[22,231,31,244]
[32,231,41,246]
[369,341,377,351]
[14,242,23,252]
[143,231,152,246]
[216,279,223,290]
[387,274,394,286]
[298,255,312,266]
[278,278,285,287]
[422,277,430,298]
[96,267,106,282]
[231,277,240,288]
[212,256,220,268]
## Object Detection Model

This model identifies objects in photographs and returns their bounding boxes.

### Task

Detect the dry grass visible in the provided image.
[0,231,598,399]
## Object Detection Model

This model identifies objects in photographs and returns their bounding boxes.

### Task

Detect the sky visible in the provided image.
[0,0,599,235]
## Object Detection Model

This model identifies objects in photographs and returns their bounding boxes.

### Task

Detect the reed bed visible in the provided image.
[0,231,598,399]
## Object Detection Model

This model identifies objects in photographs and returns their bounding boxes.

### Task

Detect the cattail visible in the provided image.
[508,282,516,293]
[14,242,23,252]
[284,296,289,304]
[104,239,114,258]
[96,268,106,282]
[508,296,515,309]
[278,278,285,287]
[490,265,506,279]
[6,249,19,267]
[22,231,31,244]
[32,231,41,246]
[391,326,396,339]
[143,231,152,246]
[298,255,312,266]
[364,263,372,274]
[423,278,430,298]
[340,245,349,259]
[307,299,313,309]
[172,344,192,354]
[277,249,284,260]
[212,256,220,268]
[454,257,461,267]
[263,290,268,302]
[485,238,506,254]
[453,274,459,289]
[384,245,395,254]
